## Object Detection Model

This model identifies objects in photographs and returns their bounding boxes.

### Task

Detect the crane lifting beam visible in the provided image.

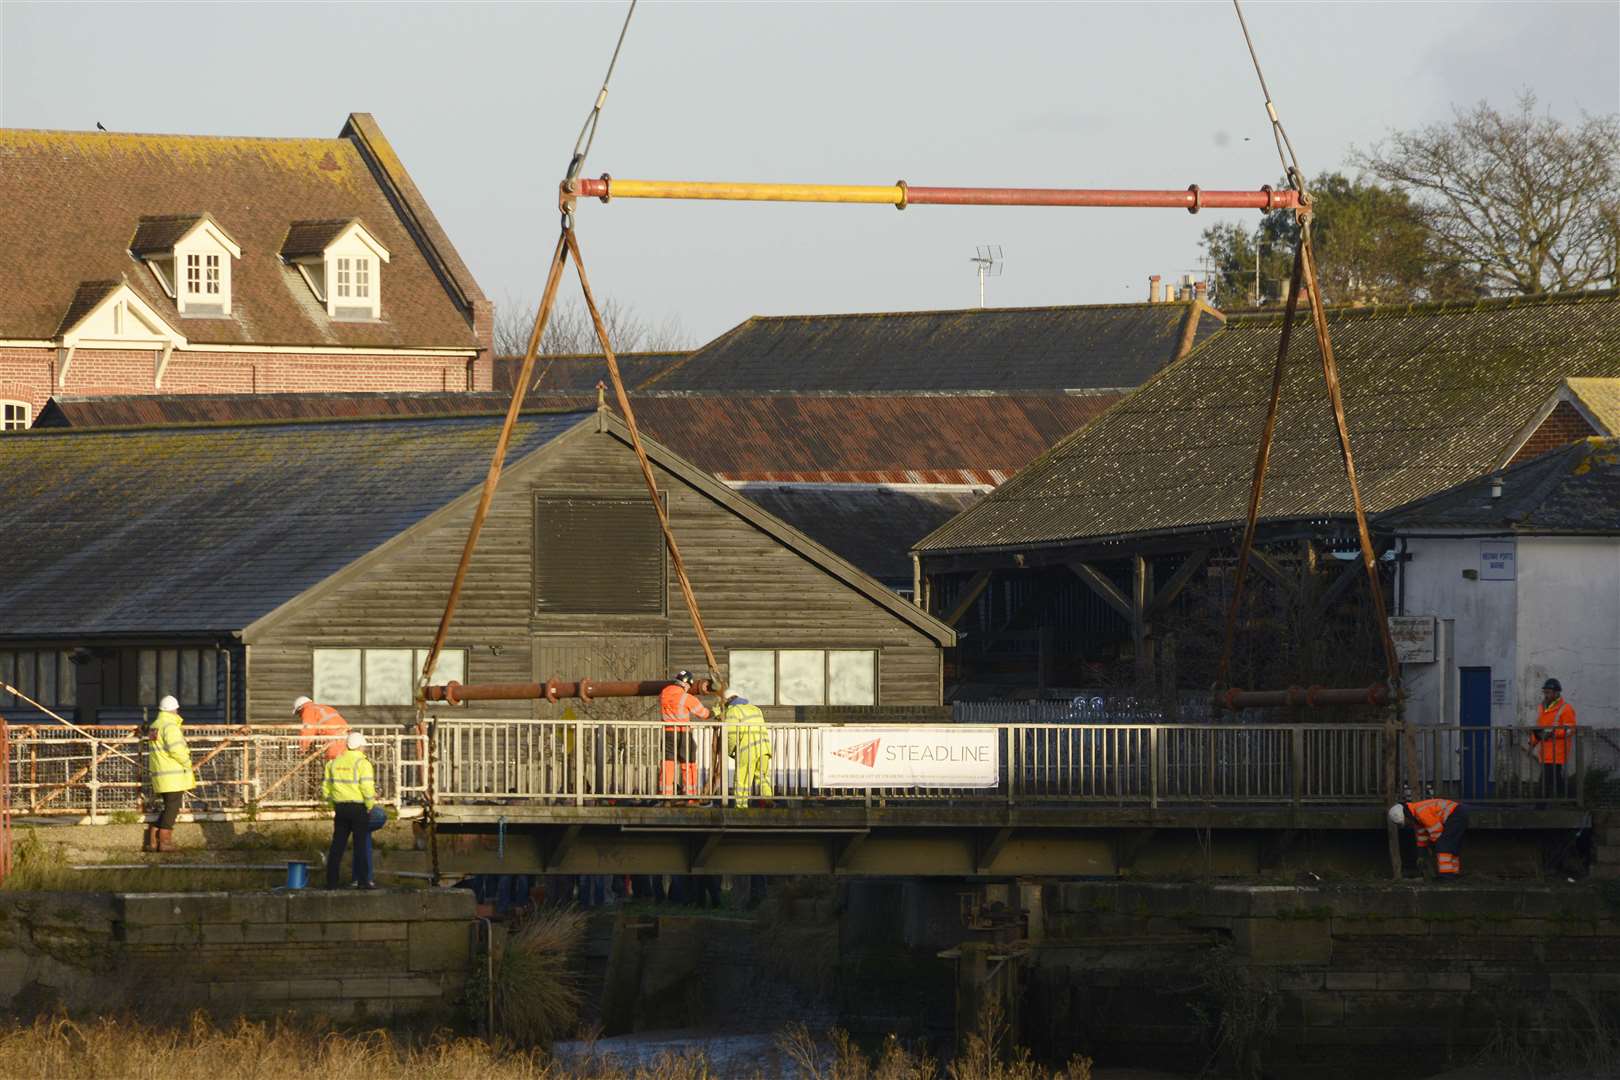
[568,177,1299,213]
[426,678,716,705]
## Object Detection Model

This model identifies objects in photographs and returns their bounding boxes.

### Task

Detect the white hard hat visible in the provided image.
[158,695,179,712]
[1387,804,1406,827]
[346,731,367,751]
[292,696,312,714]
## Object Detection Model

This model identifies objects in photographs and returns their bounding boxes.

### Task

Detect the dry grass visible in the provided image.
[493,908,588,1047]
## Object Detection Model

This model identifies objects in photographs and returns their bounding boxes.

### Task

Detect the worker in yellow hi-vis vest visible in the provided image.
[724,695,773,809]
[146,694,195,853]
[323,731,378,889]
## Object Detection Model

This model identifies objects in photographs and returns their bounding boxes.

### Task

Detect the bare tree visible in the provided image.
[494,296,692,357]
[1355,93,1620,295]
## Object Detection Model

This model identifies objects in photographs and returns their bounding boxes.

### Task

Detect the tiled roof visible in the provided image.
[918,291,1620,554]
[32,391,523,428]
[129,214,229,256]
[1568,377,1620,433]
[733,484,983,584]
[644,302,1220,392]
[490,352,686,394]
[0,117,480,349]
[279,219,360,259]
[0,413,587,636]
[1381,437,1620,532]
[53,280,125,338]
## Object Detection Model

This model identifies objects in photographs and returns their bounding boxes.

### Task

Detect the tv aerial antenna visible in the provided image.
[971,245,1003,308]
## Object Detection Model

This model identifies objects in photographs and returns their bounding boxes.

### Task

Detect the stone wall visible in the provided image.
[1027,881,1620,1079]
[0,889,474,1024]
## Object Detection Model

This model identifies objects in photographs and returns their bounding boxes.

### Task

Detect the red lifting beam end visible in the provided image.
[425,678,717,706]
[570,177,1298,213]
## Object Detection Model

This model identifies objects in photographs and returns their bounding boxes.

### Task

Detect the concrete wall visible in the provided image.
[1519,537,1620,729]
[1029,880,1620,1079]
[1400,536,1518,731]
[0,889,474,1023]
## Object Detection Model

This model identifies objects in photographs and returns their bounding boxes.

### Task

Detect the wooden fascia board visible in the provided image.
[597,414,959,647]
[241,416,594,642]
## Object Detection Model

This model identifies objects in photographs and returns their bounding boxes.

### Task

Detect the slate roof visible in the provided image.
[33,391,526,428]
[919,291,1620,554]
[490,352,685,394]
[1380,437,1620,532]
[0,115,481,349]
[733,484,983,584]
[0,413,587,637]
[643,302,1221,392]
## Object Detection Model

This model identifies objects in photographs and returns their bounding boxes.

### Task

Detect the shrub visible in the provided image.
[493,908,586,1048]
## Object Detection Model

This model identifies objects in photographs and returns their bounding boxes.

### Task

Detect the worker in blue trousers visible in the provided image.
[323,730,380,889]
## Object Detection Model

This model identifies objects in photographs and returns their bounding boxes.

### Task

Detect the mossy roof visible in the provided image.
[0,413,588,637]
[1380,437,1620,532]
[918,291,1620,554]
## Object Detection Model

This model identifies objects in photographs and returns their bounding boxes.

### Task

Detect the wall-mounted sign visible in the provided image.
[1492,679,1509,707]
[818,725,999,788]
[1479,541,1516,581]
[1389,615,1437,663]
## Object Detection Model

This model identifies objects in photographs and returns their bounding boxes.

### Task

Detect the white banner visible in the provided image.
[817,725,999,788]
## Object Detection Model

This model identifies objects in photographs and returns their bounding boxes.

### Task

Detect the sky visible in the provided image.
[2,1,1617,346]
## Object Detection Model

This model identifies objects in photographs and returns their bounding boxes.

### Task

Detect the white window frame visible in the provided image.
[314,223,390,321]
[725,648,879,707]
[2,401,31,431]
[172,222,239,316]
[335,257,353,299]
[205,253,221,295]
[311,646,468,707]
[185,253,202,295]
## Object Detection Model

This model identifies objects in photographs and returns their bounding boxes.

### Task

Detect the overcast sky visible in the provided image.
[3,2,1616,345]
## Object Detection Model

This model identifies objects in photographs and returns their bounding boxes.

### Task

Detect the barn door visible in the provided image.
[533,635,666,798]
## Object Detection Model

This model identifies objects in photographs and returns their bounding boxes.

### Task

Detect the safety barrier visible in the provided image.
[5,720,1605,820]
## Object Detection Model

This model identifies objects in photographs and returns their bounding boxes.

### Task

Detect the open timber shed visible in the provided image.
[0,409,954,727]
[912,290,1620,696]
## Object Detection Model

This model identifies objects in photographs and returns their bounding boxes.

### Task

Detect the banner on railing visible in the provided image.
[818,725,999,788]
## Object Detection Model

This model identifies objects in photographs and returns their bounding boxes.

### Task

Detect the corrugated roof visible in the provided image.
[919,291,1620,554]
[490,352,685,394]
[1568,377,1620,433]
[1381,437,1620,532]
[0,120,479,348]
[0,412,587,636]
[644,302,1220,392]
[732,484,984,584]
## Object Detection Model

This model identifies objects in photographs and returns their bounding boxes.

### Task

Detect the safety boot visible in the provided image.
[141,826,156,852]
[155,828,179,853]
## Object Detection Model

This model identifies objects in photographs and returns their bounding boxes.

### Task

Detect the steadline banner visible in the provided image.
[818,726,999,788]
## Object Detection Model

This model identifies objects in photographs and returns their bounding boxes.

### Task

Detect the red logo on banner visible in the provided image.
[832,738,881,767]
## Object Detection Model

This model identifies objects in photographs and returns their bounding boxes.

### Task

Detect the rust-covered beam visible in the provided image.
[426,678,716,705]
[570,177,1299,213]
[1216,685,1391,711]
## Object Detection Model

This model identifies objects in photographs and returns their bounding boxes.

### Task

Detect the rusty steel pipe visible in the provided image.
[425,678,716,706]
[1216,685,1391,711]
[570,177,1298,213]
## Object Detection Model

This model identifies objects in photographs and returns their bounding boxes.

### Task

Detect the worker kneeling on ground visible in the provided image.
[659,670,709,799]
[724,693,773,809]
[1389,798,1468,878]
[324,731,379,889]
[145,694,194,853]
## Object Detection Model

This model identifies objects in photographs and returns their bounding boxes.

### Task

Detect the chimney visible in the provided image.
[1149,274,1162,303]
[1181,273,1195,301]
[1490,475,1504,500]
[1194,280,1208,304]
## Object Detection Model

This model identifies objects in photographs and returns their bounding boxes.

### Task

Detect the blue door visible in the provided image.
[1458,667,1492,799]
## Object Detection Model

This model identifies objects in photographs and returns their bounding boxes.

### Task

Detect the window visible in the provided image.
[0,650,80,709]
[186,253,201,294]
[311,647,468,707]
[2,401,30,431]
[335,257,352,299]
[134,647,218,707]
[534,494,665,614]
[726,649,878,706]
[354,257,370,298]
[205,254,221,295]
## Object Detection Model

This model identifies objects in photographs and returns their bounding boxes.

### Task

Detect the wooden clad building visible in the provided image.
[0,409,953,728]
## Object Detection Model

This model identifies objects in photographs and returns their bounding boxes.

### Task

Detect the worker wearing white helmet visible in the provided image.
[145,694,194,854]
[1388,797,1469,878]
[323,729,378,889]
[295,694,350,761]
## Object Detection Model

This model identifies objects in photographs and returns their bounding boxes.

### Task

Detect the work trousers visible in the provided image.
[734,744,773,807]
[1435,805,1468,875]
[1543,762,1567,798]
[155,791,183,829]
[327,802,372,889]
[663,728,697,764]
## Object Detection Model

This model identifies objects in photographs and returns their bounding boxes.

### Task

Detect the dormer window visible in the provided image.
[281,219,390,321]
[129,213,241,317]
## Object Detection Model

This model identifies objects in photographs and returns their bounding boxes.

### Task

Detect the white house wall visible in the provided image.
[1399,536,1518,729]
[1517,537,1620,728]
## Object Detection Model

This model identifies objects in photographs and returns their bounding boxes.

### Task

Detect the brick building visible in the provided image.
[0,114,492,428]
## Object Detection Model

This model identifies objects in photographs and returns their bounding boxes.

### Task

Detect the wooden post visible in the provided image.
[1132,555,1154,684]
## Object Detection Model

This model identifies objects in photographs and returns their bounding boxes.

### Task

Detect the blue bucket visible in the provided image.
[285,860,310,890]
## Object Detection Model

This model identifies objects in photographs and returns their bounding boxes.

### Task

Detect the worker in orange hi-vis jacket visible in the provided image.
[1531,678,1578,799]
[658,670,710,798]
[294,695,350,761]
[1389,798,1469,878]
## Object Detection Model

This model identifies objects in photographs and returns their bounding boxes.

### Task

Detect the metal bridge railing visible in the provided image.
[5,719,1604,820]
